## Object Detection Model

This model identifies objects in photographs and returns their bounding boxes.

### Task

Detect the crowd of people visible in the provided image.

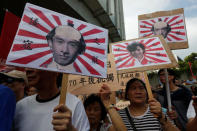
[0,66,197,131]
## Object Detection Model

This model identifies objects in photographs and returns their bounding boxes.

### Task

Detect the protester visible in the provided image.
[14,68,89,131]
[84,94,113,131]
[118,78,179,130]
[100,79,179,131]
[0,84,16,131]
[186,96,197,131]
[0,70,28,102]
[156,69,192,130]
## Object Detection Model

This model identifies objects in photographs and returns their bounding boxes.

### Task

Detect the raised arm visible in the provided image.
[100,84,127,131]
[148,98,180,131]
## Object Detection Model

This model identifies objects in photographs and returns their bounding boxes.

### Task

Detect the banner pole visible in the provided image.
[59,73,69,105]
[143,72,153,99]
[164,69,172,111]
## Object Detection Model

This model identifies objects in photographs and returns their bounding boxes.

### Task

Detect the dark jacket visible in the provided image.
[156,85,192,131]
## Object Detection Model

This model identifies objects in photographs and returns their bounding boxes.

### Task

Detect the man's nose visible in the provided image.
[61,43,69,53]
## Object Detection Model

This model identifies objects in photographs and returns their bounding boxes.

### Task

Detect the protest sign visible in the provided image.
[67,54,121,95]
[138,8,188,50]
[110,35,178,74]
[6,3,108,78]
[117,72,144,89]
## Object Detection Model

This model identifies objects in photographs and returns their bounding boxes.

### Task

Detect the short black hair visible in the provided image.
[46,25,86,54]
[125,78,148,100]
[127,42,145,53]
[158,69,176,83]
[84,94,107,121]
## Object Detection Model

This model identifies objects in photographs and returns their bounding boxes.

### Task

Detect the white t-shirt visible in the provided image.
[14,93,90,131]
[187,100,196,119]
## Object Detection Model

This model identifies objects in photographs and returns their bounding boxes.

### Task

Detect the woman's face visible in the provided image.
[85,101,102,126]
[127,80,147,104]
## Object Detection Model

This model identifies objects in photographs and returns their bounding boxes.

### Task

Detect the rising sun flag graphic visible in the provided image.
[138,8,188,50]
[139,14,187,42]
[6,3,108,78]
[111,36,177,72]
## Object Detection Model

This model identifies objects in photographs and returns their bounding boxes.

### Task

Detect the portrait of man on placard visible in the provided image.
[46,23,86,71]
[151,21,171,39]
[127,42,150,65]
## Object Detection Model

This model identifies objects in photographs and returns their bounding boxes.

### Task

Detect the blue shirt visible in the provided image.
[0,85,16,131]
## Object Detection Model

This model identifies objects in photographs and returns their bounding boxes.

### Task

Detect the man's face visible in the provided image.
[130,46,144,60]
[49,26,81,66]
[159,71,174,84]
[153,22,169,38]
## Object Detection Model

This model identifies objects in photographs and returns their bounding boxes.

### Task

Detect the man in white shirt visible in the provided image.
[14,68,90,131]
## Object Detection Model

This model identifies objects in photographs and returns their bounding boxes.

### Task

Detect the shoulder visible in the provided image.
[16,95,37,108]
[66,93,81,110]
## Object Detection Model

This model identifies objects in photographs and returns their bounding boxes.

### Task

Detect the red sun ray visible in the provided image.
[83,53,104,68]
[77,56,101,76]
[164,17,169,22]
[86,47,105,55]
[145,55,167,63]
[145,52,167,57]
[125,43,129,46]
[29,7,55,29]
[167,36,172,41]
[73,62,82,73]
[167,15,180,25]
[170,19,183,27]
[12,43,49,51]
[84,38,105,43]
[144,38,155,45]
[146,41,160,48]
[168,34,184,41]
[170,31,185,36]
[77,24,87,31]
[146,47,164,52]
[23,15,50,33]
[141,21,153,26]
[151,20,156,23]
[115,55,130,64]
[117,57,133,68]
[114,44,127,48]
[52,15,62,25]
[140,25,151,29]
[125,58,135,67]
[82,29,103,36]
[114,53,129,57]
[171,26,184,30]
[10,50,51,64]
[113,48,127,52]
[18,29,46,40]
[40,57,52,67]
[140,30,152,34]
[143,32,153,37]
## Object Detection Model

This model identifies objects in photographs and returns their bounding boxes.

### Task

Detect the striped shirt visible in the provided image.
[118,106,162,131]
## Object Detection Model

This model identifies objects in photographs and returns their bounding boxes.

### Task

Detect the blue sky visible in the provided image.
[123,0,197,60]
